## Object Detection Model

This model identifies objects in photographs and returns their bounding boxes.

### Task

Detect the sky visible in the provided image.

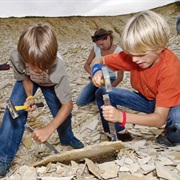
[0,0,177,18]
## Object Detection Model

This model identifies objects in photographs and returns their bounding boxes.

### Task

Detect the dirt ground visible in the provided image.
[0,2,180,180]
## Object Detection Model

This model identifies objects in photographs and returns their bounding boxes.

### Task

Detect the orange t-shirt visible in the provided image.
[104,48,180,107]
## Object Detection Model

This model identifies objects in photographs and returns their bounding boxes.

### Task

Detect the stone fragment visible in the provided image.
[23,137,32,149]
[85,158,102,179]
[18,165,37,180]
[87,119,99,131]
[155,162,180,180]
[98,161,119,179]
[138,156,151,165]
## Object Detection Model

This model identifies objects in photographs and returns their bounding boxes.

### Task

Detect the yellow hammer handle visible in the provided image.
[100,79,104,84]
[15,105,28,111]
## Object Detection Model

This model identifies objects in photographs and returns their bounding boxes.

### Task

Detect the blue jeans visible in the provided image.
[0,81,76,164]
[76,77,115,106]
[95,87,180,143]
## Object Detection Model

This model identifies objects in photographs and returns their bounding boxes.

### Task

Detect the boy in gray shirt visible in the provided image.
[0,23,84,178]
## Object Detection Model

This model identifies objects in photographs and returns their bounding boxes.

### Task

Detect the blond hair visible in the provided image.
[121,10,170,55]
[18,23,58,70]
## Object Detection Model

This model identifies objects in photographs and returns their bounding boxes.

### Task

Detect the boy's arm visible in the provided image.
[102,105,169,127]
[22,79,38,111]
[22,79,34,97]
[48,100,73,131]
[31,100,73,143]
[126,106,169,127]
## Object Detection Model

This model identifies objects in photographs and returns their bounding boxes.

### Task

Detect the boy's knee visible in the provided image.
[95,87,106,98]
[167,111,180,143]
[171,107,180,120]
[76,99,86,106]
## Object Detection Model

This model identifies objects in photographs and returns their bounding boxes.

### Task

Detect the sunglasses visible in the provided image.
[91,34,108,42]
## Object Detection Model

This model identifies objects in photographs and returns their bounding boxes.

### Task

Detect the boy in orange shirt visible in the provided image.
[91,10,180,147]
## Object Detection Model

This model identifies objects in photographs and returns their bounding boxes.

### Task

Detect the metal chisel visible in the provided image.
[103,94,118,141]
[25,124,59,154]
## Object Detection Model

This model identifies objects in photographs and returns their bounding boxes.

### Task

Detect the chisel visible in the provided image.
[25,124,59,154]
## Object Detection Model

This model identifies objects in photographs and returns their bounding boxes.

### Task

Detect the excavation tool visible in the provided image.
[101,66,112,92]
[101,67,117,141]
[103,94,118,141]
[6,99,44,119]
[6,99,60,154]
[25,124,59,154]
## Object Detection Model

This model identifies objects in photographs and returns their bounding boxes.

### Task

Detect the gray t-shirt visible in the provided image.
[10,50,72,104]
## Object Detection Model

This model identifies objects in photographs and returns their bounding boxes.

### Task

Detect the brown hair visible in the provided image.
[17,23,58,71]
[91,28,113,42]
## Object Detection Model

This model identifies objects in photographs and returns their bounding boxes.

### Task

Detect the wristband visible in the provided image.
[120,111,126,126]
[92,64,102,76]
[26,96,34,101]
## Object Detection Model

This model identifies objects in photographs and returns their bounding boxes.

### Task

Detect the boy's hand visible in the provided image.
[24,98,37,111]
[92,70,103,87]
[101,105,122,123]
[31,126,53,143]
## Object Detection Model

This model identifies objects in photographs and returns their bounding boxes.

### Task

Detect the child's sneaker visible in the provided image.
[61,136,84,149]
[68,137,84,149]
[155,135,175,147]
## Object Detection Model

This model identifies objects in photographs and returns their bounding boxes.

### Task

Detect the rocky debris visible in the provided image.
[0,2,180,180]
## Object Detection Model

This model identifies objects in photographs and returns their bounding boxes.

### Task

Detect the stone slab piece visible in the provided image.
[33,141,124,167]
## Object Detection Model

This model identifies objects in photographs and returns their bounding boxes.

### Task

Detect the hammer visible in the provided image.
[6,99,59,154]
[6,99,44,119]
[101,67,118,141]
